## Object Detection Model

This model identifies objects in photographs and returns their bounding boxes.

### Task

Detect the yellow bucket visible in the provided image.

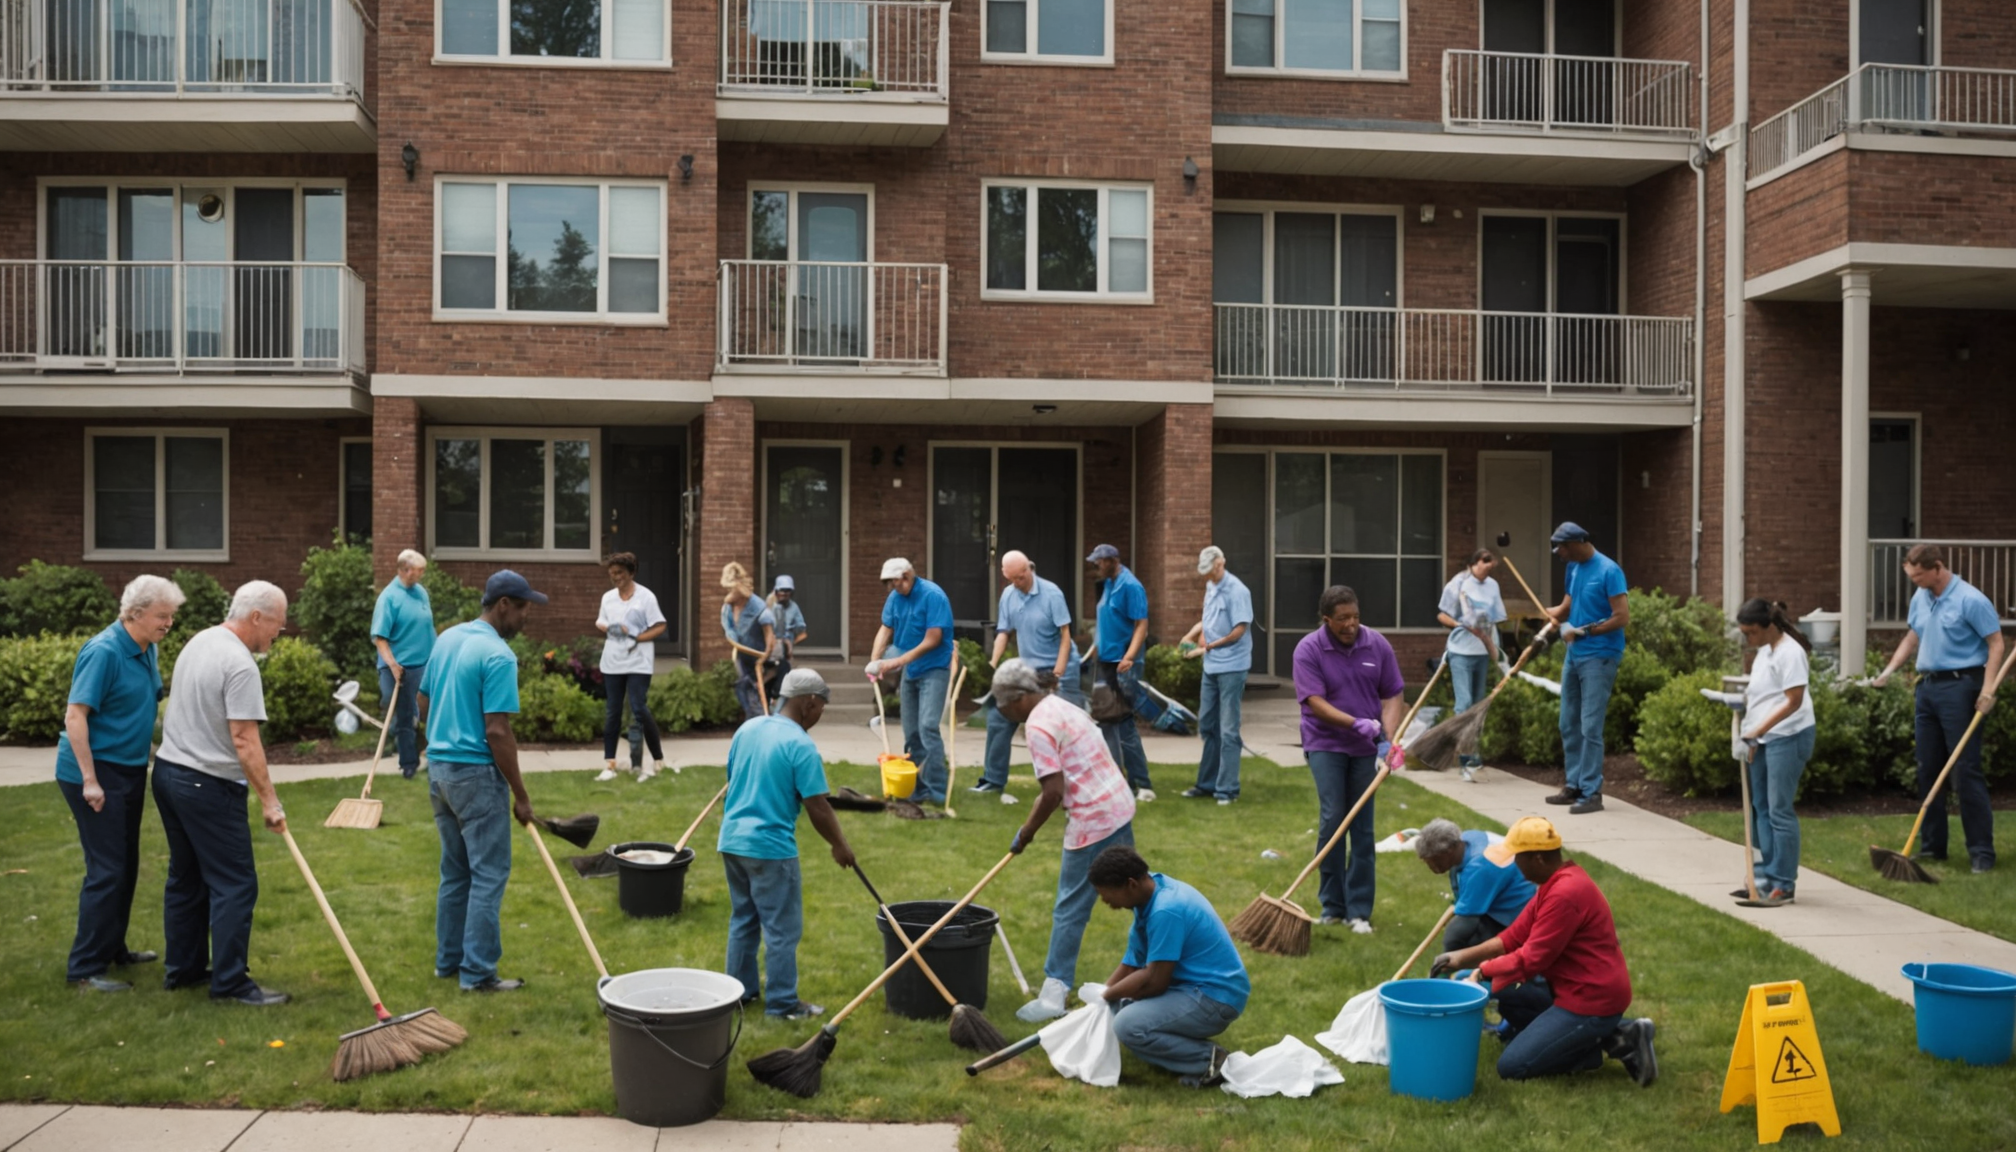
[879,754,918,800]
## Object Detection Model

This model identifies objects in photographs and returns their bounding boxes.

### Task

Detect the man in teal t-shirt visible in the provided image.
[371,550,436,779]
[719,669,856,1017]
[1544,523,1630,815]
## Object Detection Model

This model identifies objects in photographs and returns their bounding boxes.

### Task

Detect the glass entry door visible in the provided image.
[930,445,1079,640]
[764,443,847,654]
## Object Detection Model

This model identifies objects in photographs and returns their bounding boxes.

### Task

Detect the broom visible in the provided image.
[826,785,889,813]
[1403,620,1558,773]
[728,639,770,716]
[324,682,399,829]
[538,813,600,848]
[852,863,1008,1052]
[942,663,969,817]
[1870,644,2016,883]
[748,851,1019,1097]
[1229,663,1446,957]
[280,829,465,1079]
[523,817,610,980]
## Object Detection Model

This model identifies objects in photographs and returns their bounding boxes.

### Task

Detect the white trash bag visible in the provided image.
[1039,983,1122,1087]
[1314,985,1388,1066]
[1218,1035,1344,1099]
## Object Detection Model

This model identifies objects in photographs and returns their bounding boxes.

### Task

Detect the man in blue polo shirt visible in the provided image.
[976,549,1079,800]
[866,557,957,805]
[1544,522,1630,815]
[1413,818,1536,952]
[1875,543,2008,872]
[1180,546,1253,805]
[1088,544,1154,799]
[1092,846,1248,1089]
[371,549,436,780]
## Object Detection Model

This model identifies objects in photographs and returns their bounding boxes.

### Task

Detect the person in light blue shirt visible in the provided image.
[718,670,856,1018]
[371,549,436,780]
[1180,547,1253,804]
[1544,523,1630,814]
[867,557,957,804]
[1088,544,1154,796]
[1437,549,1508,781]
[977,550,1080,796]
[418,571,544,993]
[1413,819,1536,952]
[1091,847,1247,1089]
[721,563,777,722]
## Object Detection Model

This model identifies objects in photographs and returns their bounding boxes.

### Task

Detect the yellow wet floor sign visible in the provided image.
[1720,980,1841,1143]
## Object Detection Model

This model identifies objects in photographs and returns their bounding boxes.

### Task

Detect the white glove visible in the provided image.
[865,660,884,680]
[1698,688,1747,711]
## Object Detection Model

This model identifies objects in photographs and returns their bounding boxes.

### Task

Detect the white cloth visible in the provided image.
[1745,635,1815,741]
[598,585,665,675]
[1218,1035,1344,1098]
[1314,986,1388,1066]
[1039,983,1121,1087]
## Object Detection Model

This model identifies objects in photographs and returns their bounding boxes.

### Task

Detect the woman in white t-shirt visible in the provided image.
[596,552,667,782]
[1735,599,1817,905]
[1436,550,1508,781]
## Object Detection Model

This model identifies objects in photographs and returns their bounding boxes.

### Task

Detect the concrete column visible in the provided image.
[1133,403,1214,644]
[1839,269,1874,674]
[695,397,757,667]
[372,396,422,583]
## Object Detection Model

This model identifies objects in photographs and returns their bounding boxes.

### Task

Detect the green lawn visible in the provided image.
[3,758,2011,1151]
[1684,808,2016,945]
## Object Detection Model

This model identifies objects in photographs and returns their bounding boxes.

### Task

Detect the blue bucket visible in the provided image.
[1902,962,2016,1066]
[1380,978,1491,1101]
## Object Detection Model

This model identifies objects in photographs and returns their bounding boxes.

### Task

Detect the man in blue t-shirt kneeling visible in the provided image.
[1091,846,1249,1088]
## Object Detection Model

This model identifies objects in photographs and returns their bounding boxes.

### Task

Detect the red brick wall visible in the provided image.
[1134,404,1213,645]
[1210,0,1462,125]
[695,399,757,665]
[1942,0,2016,68]
[1745,149,1850,277]
[1748,0,1847,123]
[1846,152,2016,248]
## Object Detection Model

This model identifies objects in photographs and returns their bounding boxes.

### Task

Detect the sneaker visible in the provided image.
[1136,788,1157,802]
[1347,918,1374,935]
[219,984,291,1006]
[773,1001,824,1021]
[1614,1018,1658,1087]
[593,768,620,782]
[460,977,525,994]
[1459,765,1478,783]
[1765,888,1795,904]
[1180,787,1211,799]
[1318,915,1348,926]
[1178,1045,1232,1089]
[637,764,661,782]
[1569,793,1605,815]
[71,975,131,992]
[969,780,1003,794]
[1016,977,1071,1023]
[1974,857,1996,874]
[1217,797,1235,806]
[1544,787,1581,806]
[1000,792,1020,805]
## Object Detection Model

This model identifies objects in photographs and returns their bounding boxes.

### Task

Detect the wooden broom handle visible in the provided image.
[1495,554,1550,627]
[873,667,892,757]
[831,852,1018,1027]
[282,829,389,1020]
[943,664,968,816]
[1479,620,1560,709]
[1392,906,1457,983]
[675,782,730,853]
[854,865,962,1009]
[523,820,609,980]
[360,675,399,801]
[1901,642,2016,856]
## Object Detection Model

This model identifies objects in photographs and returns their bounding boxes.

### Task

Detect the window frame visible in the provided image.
[744,182,879,261]
[432,0,672,67]
[1212,200,1407,307]
[980,0,1116,67]
[1224,0,1408,81]
[432,176,669,325]
[424,426,602,562]
[83,427,232,562]
[979,179,1154,304]
[339,436,373,543]
[1474,208,1629,314]
[36,177,348,262]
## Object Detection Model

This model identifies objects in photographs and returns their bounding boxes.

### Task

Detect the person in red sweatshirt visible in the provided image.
[1430,815,1657,1086]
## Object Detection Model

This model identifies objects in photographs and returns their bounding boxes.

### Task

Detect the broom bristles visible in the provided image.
[1405,704,1487,772]
[1869,845,1938,884]
[323,798,383,829]
[747,1026,838,1098]
[949,1004,1009,1053]
[330,1018,423,1081]
[1230,893,1314,957]
[392,1007,468,1054]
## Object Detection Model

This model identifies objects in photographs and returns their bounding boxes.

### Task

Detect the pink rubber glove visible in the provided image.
[1386,744,1407,771]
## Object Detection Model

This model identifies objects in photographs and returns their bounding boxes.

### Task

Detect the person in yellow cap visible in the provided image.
[1429,816,1657,1086]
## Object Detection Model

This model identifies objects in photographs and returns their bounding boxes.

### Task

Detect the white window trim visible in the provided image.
[1213,200,1407,307]
[36,178,348,262]
[339,436,372,542]
[425,427,603,561]
[432,176,669,325]
[1224,0,1408,81]
[432,0,672,67]
[745,182,878,260]
[1474,208,1629,313]
[83,427,232,563]
[980,179,1154,304]
[980,0,1115,66]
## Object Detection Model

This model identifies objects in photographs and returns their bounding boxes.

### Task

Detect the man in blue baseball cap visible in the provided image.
[1088,544,1155,800]
[1542,523,1630,815]
[418,570,547,992]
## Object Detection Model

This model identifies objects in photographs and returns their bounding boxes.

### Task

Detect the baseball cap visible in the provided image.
[482,569,549,607]
[774,574,795,591]
[1197,545,1225,574]
[1086,544,1121,563]
[1502,815,1563,854]
[879,557,913,581]
[778,669,830,700]
[1549,521,1591,551]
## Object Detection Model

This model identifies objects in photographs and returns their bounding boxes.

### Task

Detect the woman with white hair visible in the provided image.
[56,573,184,992]
[371,549,435,780]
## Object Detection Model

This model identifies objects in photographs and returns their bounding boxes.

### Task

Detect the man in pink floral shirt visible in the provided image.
[998,658,1137,1023]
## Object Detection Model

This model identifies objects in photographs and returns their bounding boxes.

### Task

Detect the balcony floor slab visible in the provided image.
[0,97,375,152]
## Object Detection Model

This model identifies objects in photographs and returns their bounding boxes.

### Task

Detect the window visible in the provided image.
[983,182,1150,301]
[85,429,229,560]
[438,0,668,63]
[1480,212,1623,384]
[1228,0,1403,76]
[982,0,1110,62]
[435,179,664,321]
[426,428,598,559]
[340,439,373,542]
[1213,205,1400,384]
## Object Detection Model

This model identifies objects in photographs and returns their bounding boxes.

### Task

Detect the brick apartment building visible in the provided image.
[1,0,2011,680]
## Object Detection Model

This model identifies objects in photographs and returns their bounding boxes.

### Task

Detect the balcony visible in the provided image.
[1869,540,2016,627]
[1444,50,1693,139]
[0,0,373,152]
[717,0,948,147]
[1751,64,2016,180]
[717,259,946,376]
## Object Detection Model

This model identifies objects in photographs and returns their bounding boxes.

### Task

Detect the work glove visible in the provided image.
[1429,953,1455,979]
[1351,717,1382,741]
[864,660,884,680]
[1386,744,1407,772]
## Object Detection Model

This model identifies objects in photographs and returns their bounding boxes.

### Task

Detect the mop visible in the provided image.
[1315,905,1457,1066]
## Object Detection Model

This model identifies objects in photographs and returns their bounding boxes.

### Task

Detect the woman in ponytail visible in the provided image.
[1733,599,1816,906]
[721,563,776,721]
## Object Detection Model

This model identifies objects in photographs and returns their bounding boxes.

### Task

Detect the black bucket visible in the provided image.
[598,968,745,1127]
[876,900,999,1019]
[611,842,695,919]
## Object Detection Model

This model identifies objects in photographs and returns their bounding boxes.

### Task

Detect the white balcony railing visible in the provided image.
[0,260,366,375]
[720,0,948,99]
[1751,64,2016,177]
[1443,50,1693,136]
[1869,540,2016,627]
[1214,305,1693,398]
[0,0,367,101]
[718,259,946,374]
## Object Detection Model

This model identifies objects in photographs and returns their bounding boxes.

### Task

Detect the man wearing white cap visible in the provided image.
[866,558,957,805]
[765,575,809,711]
[1179,546,1253,805]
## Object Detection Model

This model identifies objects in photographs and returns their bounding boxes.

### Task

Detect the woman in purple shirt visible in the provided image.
[1291,586,1405,933]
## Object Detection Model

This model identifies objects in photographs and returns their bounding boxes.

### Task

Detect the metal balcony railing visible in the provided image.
[1443,50,1693,136]
[718,259,946,374]
[1750,64,2016,177]
[0,0,367,100]
[720,0,948,99]
[1869,540,2016,626]
[1213,305,1693,398]
[0,260,366,375]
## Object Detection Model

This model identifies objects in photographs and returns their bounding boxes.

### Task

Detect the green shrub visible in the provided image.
[956,638,994,701]
[422,565,483,631]
[1142,643,1202,712]
[0,561,116,638]
[1624,588,1737,677]
[158,629,189,692]
[513,673,602,742]
[1605,644,1673,750]
[168,568,230,638]
[258,636,340,743]
[294,533,378,678]
[0,632,88,742]
[647,661,742,733]
[1799,676,1872,797]
[1634,670,1740,795]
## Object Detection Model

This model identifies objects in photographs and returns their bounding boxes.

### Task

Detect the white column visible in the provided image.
[1839,269,1874,674]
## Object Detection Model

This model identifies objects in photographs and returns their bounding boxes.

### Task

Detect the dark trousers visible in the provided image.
[378,663,423,774]
[152,758,260,997]
[1442,912,1508,954]
[1495,979,1623,1080]
[1916,670,1995,863]
[1307,751,1378,921]
[59,762,149,981]
[602,672,663,763]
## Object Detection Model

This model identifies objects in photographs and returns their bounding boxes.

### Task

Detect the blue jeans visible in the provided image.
[1448,653,1490,769]
[602,672,662,763]
[901,665,951,803]
[1099,660,1151,791]
[59,761,148,981]
[1113,987,1242,1075]
[734,654,764,722]
[1916,670,1995,863]
[982,672,1083,788]
[1749,726,1815,894]
[430,759,513,988]
[379,663,424,774]
[1559,656,1621,798]
[152,758,260,997]
[1043,822,1135,987]
[722,853,804,1013]
[1194,671,1247,799]
[1307,751,1378,921]
[1495,979,1623,1080]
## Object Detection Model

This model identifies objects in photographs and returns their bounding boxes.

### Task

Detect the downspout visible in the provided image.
[1688,0,1709,598]
[1721,0,1750,611]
